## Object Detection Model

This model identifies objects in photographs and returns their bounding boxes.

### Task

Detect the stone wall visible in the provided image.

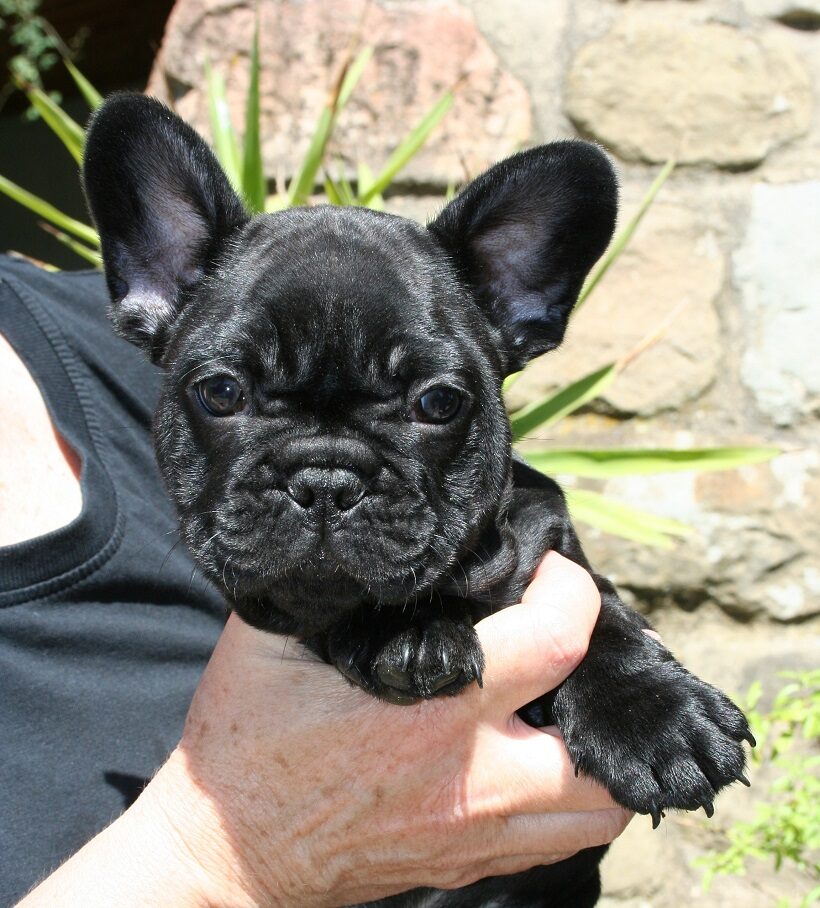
[147,2,819,904]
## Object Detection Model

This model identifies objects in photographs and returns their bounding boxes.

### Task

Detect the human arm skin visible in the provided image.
[18,552,631,908]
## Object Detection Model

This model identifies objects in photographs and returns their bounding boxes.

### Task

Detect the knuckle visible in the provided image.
[549,569,600,672]
[566,561,602,614]
[546,618,591,675]
[551,627,590,675]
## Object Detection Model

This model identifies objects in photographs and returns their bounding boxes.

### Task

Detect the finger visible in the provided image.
[441,806,631,889]
[476,552,601,712]
[476,723,622,816]
[643,629,663,644]
[441,851,581,890]
[456,850,582,885]
[501,807,632,858]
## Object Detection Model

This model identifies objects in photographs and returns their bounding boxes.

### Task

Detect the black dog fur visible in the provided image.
[83,94,753,908]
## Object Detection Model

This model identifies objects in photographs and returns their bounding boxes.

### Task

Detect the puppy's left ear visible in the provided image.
[429,141,617,371]
[83,93,249,361]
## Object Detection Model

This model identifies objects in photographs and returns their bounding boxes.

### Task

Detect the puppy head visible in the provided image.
[84,94,616,632]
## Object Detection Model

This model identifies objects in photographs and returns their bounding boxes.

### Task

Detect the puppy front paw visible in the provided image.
[555,645,754,827]
[325,616,484,705]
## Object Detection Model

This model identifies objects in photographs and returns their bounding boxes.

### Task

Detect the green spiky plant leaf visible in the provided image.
[525,446,781,479]
[39,222,101,265]
[575,157,675,311]
[0,172,98,246]
[510,363,618,442]
[240,18,265,213]
[205,59,242,193]
[64,57,102,110]
[18,79,85,163]
[564,488,691,549]
[286,46,373,207]
[358,90,453,206]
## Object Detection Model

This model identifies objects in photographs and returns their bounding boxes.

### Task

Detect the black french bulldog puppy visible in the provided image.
[83,93,753,908]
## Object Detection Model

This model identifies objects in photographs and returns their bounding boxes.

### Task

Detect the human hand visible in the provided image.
[18,552,631,908]
[152,551,631,907]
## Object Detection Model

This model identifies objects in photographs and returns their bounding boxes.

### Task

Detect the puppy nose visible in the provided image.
[285,467,368,513]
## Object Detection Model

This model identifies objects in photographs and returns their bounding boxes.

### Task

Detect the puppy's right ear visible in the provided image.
[83,93,248,361]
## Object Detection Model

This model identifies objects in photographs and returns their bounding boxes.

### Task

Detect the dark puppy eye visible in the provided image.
[197,374,246,416]
[412,386,462,423]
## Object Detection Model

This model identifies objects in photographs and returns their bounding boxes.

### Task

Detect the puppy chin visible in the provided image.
[223,557,441,634]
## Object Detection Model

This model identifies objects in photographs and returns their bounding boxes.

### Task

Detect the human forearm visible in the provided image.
[17,755,251,908]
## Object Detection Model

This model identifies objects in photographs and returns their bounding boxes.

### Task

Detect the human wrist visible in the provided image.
[149,745,329,908]
[135,747,262,908]
[16,747,251,908]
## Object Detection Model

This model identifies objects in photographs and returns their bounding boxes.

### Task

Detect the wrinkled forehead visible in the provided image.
[181,207,482,381]
[238,205,433,277]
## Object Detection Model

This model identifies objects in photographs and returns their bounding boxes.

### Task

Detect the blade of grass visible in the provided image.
[288,106,333,206]
[241,19,265,213]
[205,59,242,192]
[524,446,780,479]
[40,222,102,266]
[564,487,691,548]
[355,161,385,209]
[288,46,373,206]
[337,45,373,109]
[323,175,345,206]
[324,166,358,206]
[366,190,385,212]
[509,362,617,441]
[356,161,373,204]
[511,289,693,427]
[338,170,356,206]
[0,174,99,246]
[575,158,675,313]
[502,371,522,397]
[359,90,453,205]
[63,58,103,110]
[23,84,86,164]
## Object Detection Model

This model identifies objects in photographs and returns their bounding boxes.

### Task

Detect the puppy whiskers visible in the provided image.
[158,538,182,575]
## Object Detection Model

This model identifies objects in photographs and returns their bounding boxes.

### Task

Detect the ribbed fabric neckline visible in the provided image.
[0,273,121,603]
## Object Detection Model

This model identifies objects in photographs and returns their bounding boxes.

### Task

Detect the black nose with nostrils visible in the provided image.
[285,466,368,513]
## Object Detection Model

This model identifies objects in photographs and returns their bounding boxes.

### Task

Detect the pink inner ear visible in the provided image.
[473,220,551,321]
[115,196,209,339]
[475,220,544,271]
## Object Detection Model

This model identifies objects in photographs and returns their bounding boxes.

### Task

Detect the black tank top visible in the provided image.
[0,255,226,905]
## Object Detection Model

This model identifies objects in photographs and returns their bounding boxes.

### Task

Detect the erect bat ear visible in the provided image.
[429,141,618,373]
[83,93,249,361]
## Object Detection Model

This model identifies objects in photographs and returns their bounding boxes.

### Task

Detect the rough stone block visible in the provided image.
[573,452,820,622]
[461,0,572,143]
[147,0,532,188]
[565,12,812,168]
[507,197,724,418]
[735,181,820,426]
